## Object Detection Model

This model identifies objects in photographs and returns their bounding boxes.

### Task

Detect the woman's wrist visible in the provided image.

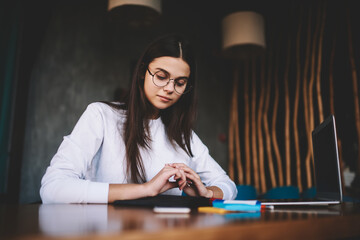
[142,181,157,197]
[108,183,152,202]
[206,186,223,199]
[206,189,214,198]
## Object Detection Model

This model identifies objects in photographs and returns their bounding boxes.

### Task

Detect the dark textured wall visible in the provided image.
[18,0,360,203]
[19,1,232,203]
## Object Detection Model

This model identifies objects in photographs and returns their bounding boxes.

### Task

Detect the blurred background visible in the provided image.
[1,0,360,204]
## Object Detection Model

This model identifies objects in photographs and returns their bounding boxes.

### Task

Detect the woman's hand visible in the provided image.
[167,163,214,198]
[144,164,187,196]
[108,163,222,202]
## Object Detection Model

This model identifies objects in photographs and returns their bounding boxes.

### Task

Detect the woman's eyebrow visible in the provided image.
[154,67,168,73]
[175,76,189,81]
[155,67,189,80]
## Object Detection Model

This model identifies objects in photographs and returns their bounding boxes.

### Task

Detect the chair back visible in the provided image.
[235,185,257,200]
[263,186,300,199]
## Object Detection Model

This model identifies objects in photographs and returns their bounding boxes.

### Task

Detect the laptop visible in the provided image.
[260,114,343,206]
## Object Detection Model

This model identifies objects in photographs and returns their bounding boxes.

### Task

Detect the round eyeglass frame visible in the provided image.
[147,68,192,95]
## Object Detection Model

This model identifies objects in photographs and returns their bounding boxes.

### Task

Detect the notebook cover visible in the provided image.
[112,194,212,208]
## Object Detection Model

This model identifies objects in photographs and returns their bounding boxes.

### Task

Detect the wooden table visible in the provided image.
[1,202,360,239]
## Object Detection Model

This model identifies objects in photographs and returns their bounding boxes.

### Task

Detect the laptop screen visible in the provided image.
[312,115,343,202]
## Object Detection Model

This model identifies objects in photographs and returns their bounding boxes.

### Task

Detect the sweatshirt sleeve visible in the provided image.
[190,132,238,200]
[40,103,109,204]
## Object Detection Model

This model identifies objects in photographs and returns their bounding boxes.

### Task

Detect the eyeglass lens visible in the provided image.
[152,70,189,94]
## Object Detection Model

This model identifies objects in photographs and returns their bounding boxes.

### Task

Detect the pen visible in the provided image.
[261,205,274,210]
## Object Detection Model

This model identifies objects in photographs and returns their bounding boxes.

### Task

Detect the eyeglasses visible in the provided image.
[147,68,192,95]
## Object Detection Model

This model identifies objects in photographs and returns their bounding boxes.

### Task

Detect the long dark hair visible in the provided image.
[114,34,197,183]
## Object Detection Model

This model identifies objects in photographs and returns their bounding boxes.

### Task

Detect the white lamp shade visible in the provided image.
[107,0,162,29]
[108,0,162,14]
[222,11,265,58]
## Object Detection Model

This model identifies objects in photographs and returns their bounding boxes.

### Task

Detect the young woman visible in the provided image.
[40,34,237,204]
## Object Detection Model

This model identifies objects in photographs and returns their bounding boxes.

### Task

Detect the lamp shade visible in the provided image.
[108,0,161,13]
[222,11,265,58]
[108,0,162,29]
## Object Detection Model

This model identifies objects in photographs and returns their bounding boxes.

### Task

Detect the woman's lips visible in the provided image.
[158,95,171,102]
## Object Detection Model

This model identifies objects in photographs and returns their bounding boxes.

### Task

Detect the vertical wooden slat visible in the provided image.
[284,37,291,186]
[229,63,244,184]
[272,49,283,187]
[251,57,260,191]
[316,2,326,124]
[229,64,243,184]
[235,111,243,185]
[263,48,277,188]
[258,56,266,193]
[306,4,321,188]
[244,60,251,185]
[228,76,235,181]
[302,8,312,187]
[233,64,243,185]
[293,6,303,192]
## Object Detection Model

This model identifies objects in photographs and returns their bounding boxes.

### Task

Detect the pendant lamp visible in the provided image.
[222,11,265,59]
[108,0,162,29]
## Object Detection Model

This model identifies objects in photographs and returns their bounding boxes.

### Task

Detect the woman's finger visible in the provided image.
[166,163,202,191]
[184,172,201,186]
[171,163,198,176]
[161,181,179,192]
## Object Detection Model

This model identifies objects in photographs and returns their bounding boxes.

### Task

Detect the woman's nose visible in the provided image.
[163,79,175,92]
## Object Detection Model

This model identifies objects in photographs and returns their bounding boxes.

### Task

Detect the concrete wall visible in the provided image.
[19,1,231,203]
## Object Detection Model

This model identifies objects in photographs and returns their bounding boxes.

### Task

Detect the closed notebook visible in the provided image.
[113,194,212,208]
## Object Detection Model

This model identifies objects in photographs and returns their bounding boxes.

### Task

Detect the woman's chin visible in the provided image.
[153,102,174,110]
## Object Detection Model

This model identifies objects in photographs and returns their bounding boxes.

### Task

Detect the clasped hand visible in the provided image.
[144,163,213,198]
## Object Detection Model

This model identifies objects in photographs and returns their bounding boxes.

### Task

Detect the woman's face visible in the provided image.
[144,56,190,114]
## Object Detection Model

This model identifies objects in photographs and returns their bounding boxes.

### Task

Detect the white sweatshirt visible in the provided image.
[40,102,237,203]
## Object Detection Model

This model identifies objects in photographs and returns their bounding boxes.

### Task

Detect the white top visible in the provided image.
[40,102,237,203]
